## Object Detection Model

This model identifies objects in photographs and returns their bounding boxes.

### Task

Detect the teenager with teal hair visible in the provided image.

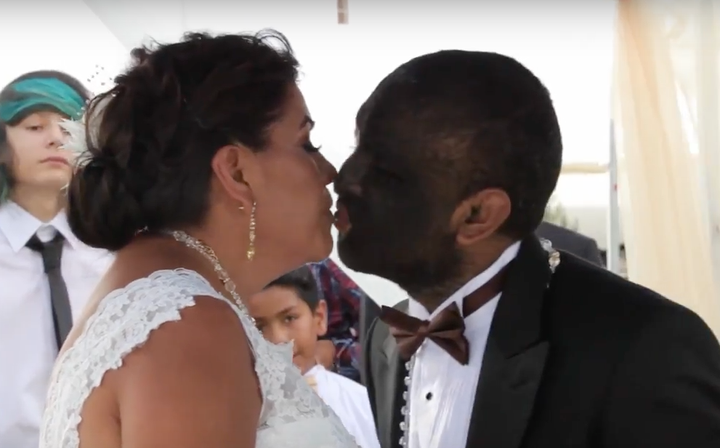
[0,70,113,448]
[0,70,88,205]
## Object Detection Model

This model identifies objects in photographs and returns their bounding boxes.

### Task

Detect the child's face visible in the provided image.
[247,286,328,374]
[5,111,75,193]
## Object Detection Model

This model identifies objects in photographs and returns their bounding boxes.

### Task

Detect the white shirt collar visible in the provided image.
[408,241,521,321]
[0,201,80,253]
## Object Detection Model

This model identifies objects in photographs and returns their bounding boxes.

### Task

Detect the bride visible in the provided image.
[40,31,358,448]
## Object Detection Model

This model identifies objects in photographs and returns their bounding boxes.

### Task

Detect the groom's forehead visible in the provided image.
[359,113,467,167]
[355,92,476,186]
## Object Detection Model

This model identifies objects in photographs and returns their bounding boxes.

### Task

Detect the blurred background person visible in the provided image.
[310,258,372,382]
[0,70,111,448]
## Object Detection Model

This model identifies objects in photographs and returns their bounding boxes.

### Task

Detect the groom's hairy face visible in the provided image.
[335,109,465,295]
[337,50,564,299]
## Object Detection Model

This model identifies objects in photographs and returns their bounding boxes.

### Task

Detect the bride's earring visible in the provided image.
[247,201,257,261]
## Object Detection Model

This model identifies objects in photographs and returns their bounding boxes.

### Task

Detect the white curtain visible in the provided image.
[613,0,720,335]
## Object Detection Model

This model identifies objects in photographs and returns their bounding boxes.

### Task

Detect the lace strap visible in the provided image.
[42,269,234,447]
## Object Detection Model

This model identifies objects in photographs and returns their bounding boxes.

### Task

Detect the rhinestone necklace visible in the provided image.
[397,240,560,448]
[167,230,254,322]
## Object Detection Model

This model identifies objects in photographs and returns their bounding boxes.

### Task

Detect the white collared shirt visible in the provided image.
[304,364,381,448]
[0,201,113,448]
[406,241,521,448]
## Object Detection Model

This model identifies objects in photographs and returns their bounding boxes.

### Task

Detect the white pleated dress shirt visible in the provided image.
[0,201,113,448]
[304,364,381,448]
[406,241,521,448]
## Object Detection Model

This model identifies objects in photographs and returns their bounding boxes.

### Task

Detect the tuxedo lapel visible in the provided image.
[465,236,552,448]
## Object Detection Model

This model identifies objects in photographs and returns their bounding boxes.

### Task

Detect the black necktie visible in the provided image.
[26,233,73,351]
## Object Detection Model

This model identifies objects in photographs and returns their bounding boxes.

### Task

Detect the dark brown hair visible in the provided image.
[67,31,299,251]
[265,265,320,310]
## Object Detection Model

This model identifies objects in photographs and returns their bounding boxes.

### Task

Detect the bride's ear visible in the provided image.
[211,144,258,209]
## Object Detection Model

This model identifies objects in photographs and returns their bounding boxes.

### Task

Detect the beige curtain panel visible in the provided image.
[613,0,720,336]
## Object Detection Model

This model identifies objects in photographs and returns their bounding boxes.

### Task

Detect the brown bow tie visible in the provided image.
[380,268,507,365]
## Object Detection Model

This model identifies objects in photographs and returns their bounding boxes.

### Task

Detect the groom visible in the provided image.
[334,50,720,448]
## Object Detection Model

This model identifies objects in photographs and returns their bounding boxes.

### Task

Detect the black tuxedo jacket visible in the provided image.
[535,221,603,267]
[363,237,720,448]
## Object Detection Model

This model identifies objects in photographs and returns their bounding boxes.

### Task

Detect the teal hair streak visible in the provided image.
[0,78,85,122]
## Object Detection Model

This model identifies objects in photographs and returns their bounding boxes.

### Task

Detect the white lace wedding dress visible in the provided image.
[39,269,360,448]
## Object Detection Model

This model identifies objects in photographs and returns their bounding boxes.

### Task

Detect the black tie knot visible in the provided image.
[26,233,65,273]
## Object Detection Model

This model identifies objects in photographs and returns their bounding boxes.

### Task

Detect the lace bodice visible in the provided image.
[39,269,360,448]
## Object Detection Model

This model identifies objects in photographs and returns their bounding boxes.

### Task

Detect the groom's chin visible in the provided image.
[337,241,411,290]
[337,237,383,276]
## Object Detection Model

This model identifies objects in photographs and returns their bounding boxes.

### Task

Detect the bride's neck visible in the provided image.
[180,227,281,300]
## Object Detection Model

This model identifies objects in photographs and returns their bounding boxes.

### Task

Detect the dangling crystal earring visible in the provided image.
[247,201,257,261]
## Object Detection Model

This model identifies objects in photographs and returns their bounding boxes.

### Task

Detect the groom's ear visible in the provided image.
[452,188,511,246]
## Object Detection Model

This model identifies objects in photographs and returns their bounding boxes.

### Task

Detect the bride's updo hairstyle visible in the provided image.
[67,31,299,251]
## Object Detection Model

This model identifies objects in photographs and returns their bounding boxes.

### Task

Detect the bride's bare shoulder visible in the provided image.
[105,294,262,446]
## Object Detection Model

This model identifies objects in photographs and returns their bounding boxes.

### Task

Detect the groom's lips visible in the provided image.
[334,200,352,235]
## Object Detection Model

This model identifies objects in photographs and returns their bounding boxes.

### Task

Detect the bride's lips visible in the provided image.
[334,201,352,234]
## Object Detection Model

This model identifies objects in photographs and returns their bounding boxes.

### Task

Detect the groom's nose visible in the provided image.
[334,151,366,197]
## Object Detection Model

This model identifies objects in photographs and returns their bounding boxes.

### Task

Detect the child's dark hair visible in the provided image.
[265,265,320,310]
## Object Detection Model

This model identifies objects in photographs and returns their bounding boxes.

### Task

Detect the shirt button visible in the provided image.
[425,392,433,400]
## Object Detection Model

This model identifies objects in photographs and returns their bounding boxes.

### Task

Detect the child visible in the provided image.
[247,266,381,448]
